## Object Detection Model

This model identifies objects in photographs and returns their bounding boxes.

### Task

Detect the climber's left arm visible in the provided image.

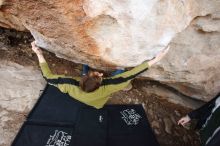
[32,41,77,86]
[31,41,65,79]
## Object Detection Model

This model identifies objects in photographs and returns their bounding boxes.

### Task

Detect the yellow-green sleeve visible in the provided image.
[39,62,80,84]
[101,61,149,95]
[40,62,67,79]
[111,61,149,79]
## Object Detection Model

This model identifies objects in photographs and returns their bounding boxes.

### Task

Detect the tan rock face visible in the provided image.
[0,12,26,31]
[143,15,220,101]
[0,61,46,111]
[0,0,219,101]
[2,0,212,67]
[0,0,26,31]
[0,61,46,145]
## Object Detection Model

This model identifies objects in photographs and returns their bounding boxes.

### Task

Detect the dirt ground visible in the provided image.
[0,27,201,146]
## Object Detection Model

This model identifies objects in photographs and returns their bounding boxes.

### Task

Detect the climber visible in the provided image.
[178,93,220,146]
[31,41,169,109]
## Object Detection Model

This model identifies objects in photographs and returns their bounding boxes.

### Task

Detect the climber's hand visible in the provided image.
[177,115,191,126]
[148,45,170,67]
[31,41,42,55]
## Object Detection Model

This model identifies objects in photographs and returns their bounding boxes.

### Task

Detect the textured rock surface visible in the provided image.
[0,0,219,101]
[0,61,46,145]
[0,0,26,31]
[143,15,220,101]
[140,83,203,109]
[0,0,217,67]
[0,11,26,31]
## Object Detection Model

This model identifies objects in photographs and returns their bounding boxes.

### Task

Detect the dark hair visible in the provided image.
[80,74,102,92]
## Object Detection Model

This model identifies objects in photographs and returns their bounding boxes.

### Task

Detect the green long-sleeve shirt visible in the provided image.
[40,62,149,109]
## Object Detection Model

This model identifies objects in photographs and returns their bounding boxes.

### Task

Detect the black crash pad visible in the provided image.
[12,84,159,146]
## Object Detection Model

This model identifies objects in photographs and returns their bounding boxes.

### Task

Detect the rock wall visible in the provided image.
[0,0,219,101]
[0,61,46,145]
[0,0,216,67]
[0,0,26,31]
[143,13,220,101]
